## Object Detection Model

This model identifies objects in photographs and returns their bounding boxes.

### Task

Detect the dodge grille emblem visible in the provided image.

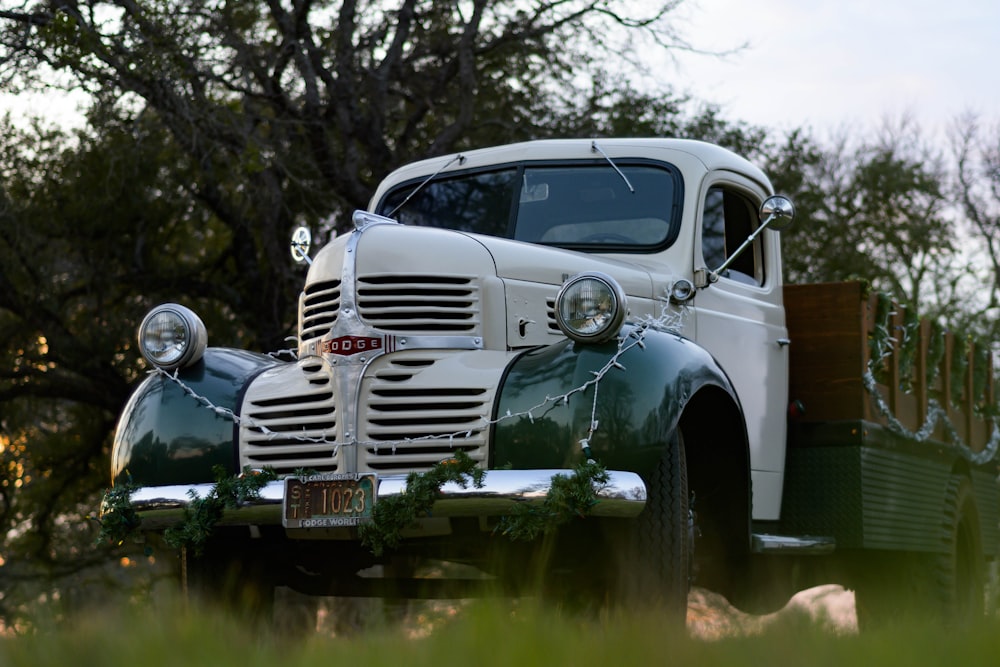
[321,335,383,356]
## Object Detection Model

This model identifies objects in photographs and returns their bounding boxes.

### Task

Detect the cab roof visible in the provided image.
[370,137,772,208]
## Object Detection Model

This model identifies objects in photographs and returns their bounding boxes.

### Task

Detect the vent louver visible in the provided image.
[300,279,342,340]
[240,359,340,474]
[356,274,480,334]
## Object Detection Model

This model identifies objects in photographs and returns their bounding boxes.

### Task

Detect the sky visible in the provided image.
[4,0,997,138]
[660,0,1000,135]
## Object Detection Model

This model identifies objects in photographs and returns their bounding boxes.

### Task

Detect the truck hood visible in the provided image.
[463,231,654,298]
[334,223,654,297]
[300,222,657,352]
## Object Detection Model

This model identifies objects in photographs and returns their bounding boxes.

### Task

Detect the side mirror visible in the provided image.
[700,194,796,286]
[290,226,312,265]
[759,195,795,232]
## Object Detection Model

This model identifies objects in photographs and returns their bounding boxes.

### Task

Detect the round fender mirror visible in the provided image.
[290,226,312,264]
[759,195,795,232]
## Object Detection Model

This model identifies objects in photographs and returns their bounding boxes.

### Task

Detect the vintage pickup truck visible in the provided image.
[108,138,998,625]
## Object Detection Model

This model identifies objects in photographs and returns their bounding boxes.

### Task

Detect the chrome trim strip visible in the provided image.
[126,469,648,530]
[352,210,399,231]
[310,220,484,473]
[393,335,483,351]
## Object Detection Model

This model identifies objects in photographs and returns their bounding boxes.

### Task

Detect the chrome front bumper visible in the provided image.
[128,469,648,531]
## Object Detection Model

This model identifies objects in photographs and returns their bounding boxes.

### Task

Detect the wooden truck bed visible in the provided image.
[778,281,999,553]
[784,280,995,452]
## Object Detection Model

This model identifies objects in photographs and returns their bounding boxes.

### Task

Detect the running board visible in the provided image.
[751,533,835,555]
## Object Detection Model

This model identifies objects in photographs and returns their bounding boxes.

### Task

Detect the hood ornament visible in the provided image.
[352,210,400,231]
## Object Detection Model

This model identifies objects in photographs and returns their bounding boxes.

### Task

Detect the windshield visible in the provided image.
[377,161,682,252]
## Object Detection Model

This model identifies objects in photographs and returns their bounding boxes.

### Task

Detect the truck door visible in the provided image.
[692,178,788,521]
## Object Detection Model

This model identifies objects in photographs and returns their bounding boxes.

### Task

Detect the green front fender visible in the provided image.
[492,325,742,478]
[111,348,282,487]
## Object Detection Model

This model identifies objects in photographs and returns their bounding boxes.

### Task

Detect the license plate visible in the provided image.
[282,473,376,528]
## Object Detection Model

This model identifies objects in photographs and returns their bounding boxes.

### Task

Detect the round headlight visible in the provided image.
[555,272,627,344]
[138,304,207,370]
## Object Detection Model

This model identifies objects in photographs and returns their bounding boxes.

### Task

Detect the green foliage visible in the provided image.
[897,308,921,393]
[971,344,991,412]
[359,452,485,557]
[771,120,958,317]
[926,323,947,392]
[162,466,278,556]
[99,453,612,560]
[4,594,1000,667]
[95,477,141,548]
[868,292,895,385]
[949,335,970,409]
[495,461,611,541]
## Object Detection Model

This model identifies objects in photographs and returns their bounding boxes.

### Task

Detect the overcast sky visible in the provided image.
[6,1,997,138]
[661,0,999,135]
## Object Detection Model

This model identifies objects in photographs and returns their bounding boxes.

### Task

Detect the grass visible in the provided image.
[3,592,1000,667]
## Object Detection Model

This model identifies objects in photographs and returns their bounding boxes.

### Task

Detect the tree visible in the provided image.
[0,0,712,628]
[0,116,184,626]
[950,113,1000,340]
[0,0,694,349]
[768,119,963,315]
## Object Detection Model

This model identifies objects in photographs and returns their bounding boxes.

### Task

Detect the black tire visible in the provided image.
[853,475,985,629]
[619,429,692,618]
[851,550,925,630]
[933,475,985,622]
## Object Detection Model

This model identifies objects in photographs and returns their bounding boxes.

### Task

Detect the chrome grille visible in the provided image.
[545,296,560,333]
[240,358,340,474]
[356,274,480,334]
[300,279,342,340]
[360,353,492,472]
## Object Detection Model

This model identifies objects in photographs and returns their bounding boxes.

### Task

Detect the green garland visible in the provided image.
[97,466,277,556]
[950,334,970,408]
[494,461,610,541]
[867,292,895,386]
[972,344,995,417]
[897,308,920,393]
[925,322,946,391]
[864,294,979,403]
[96,477,141,547]
[358,450,486,557]
[98,454,612,558]
[162,465,278,556]
[863,293,1000,462]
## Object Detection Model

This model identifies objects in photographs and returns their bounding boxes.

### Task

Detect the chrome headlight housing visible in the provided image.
[555,272,627,344]
[137,304,208,370]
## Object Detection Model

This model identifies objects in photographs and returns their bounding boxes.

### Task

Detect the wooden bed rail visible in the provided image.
[784,281,996,451]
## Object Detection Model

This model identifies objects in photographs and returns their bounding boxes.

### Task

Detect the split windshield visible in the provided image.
[377,162,682,252]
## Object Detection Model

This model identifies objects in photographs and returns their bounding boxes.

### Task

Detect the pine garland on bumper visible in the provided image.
[97,466,278,555]
[97,454,611,558]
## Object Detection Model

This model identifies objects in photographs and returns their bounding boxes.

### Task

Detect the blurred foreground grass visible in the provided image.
[2,592,1000,667]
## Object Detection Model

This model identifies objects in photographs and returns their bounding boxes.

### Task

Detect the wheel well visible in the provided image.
[678,386,751,593]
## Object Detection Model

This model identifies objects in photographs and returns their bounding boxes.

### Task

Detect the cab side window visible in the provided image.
[702,186,764,286]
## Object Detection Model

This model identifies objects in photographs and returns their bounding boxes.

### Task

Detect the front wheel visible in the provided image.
[618,430,692,618]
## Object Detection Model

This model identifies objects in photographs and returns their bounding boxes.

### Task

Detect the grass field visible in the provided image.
[3,589,1000,667]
